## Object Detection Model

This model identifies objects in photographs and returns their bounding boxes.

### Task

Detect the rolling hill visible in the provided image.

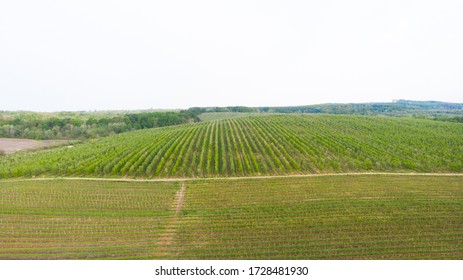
[1,114,462,260]
[1,114,462,179]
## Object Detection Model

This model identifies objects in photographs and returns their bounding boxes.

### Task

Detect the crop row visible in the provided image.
[0,180,180,259]
[0,114,462,178]
[170,175,463,259]
[0,175,461,259]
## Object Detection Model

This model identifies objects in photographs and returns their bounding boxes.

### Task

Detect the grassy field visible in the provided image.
[1,175,461,259]
[1,114,462,179]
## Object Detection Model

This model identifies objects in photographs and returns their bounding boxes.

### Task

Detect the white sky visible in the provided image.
[1,0,462,111]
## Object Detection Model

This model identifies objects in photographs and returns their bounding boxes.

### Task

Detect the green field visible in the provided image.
[1,114,462,178]
[1,175,461,259]
[0,180,180,259]
[198,112,262,121]
[1,114,462,260]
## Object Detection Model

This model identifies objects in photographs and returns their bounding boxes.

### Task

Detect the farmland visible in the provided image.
[0,138,74,155]
[1,113,462,260]
[174,175,463,259]
[1,114,462,179]
[0,175,461,259]
[0,180,180,259]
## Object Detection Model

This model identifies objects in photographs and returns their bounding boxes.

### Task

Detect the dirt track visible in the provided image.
[154,181,187,256]
[2,172,462,183]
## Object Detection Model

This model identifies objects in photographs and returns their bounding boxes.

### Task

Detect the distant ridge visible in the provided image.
[190,100,463,116]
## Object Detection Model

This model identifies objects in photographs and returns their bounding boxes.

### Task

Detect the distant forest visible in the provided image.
[0,111,200,140]
[1,100,462,140]
[194,100,463,115]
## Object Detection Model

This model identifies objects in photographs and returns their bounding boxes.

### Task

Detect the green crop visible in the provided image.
[0,114,462,179]
[173,175,463,259]
[0,180,180,259]
[1,175,461,259]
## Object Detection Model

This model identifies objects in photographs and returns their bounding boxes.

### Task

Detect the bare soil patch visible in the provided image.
[155,181,187,257]
[0,138,74,154]
[175,182,187,213]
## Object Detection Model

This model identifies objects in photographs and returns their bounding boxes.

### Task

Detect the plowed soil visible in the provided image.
[0,138,73,154]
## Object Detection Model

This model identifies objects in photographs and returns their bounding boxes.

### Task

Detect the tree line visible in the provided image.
[0,110,200,140]
[2,100,461,140]
[194,100,463,116]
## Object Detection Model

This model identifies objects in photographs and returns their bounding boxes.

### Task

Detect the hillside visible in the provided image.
[2,100,462,141]
[1,114,462,179]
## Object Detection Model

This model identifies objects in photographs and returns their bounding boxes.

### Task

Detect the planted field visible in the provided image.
[0,180,180,259]
[199,112,261,122]
[0,175,461,259]
[173,175,463,259]
[0,114,462,179]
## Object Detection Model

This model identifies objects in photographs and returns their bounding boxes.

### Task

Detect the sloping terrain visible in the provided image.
[0,114,462,179]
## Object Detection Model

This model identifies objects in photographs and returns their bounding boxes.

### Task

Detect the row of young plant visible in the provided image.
[170,176,463,259]
[0,180,180,259]
[0,114,462,178]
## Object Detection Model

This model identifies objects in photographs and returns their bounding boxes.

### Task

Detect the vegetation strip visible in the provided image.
[2,172,462,184]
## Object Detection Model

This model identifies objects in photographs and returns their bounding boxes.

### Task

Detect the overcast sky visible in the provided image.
[1,0,462,111]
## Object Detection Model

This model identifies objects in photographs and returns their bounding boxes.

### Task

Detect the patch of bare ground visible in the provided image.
[0,138,76,154]
[155,181,186,258]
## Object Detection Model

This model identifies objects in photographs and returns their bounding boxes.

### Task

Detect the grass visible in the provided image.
[0,174,461,259]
